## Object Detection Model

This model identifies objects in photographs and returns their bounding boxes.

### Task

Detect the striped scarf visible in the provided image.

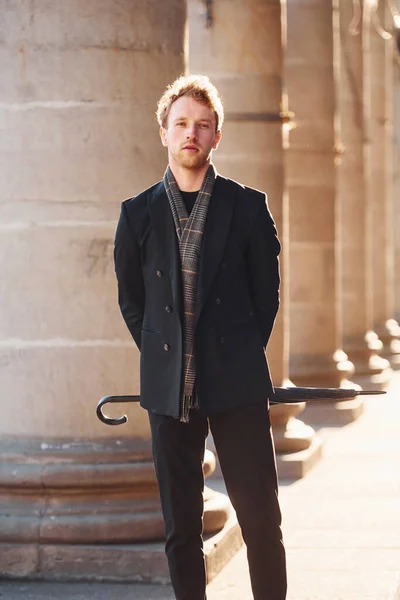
[164,163,216,422]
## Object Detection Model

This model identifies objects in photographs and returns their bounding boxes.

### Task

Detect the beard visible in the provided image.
[172,147,211,169]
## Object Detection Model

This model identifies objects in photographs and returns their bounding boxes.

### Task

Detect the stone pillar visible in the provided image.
[395,59,400,324]
[337,0,391,388]
[0,0,236,582]
[188,0,322,479]
[369,0,400,367]
[286,0,363,424]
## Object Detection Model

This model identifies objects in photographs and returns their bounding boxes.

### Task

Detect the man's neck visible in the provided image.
[168,161,210,192]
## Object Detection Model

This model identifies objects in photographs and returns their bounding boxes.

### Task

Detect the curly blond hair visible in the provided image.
[156,74,224,132]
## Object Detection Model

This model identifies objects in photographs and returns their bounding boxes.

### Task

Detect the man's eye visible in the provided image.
[199,123,209,129]
[176,122,185,127]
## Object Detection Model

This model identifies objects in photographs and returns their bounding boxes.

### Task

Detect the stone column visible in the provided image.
[395,58,400,324]
[0,0,236,583]
[286,0,363,424]
[337,0,391,388]
[369,0,400,367]
[188,0,322,479]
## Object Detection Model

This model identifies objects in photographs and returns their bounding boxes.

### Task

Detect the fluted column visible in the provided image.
[369,0,400,367]
[286,0,363,424]
[0,0,234,582]
[188,0,322,479]
[337,0,391,388]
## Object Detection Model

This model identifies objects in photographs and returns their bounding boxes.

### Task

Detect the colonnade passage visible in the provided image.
[1,0,399,583]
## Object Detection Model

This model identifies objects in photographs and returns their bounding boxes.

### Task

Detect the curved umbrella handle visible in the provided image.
[96,395,140,426]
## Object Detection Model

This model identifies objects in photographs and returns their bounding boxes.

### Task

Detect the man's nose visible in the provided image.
[186,124,197,138]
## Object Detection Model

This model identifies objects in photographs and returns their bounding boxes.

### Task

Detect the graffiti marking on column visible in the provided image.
[86,239,113,276]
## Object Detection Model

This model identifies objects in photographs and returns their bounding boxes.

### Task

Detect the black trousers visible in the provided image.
[148,402,287,600]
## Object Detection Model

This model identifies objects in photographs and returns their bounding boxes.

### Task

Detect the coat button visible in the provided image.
[163,343,170,351]
[165,305,172,313]
[157,270,163,278]
[215,297,221,305]
[219,337,225,344]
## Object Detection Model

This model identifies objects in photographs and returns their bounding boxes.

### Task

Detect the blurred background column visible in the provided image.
[395,26,400,325]
[188,0,322,479]
[285,0,363,424]
[369,0,400,367]
[337,0,391,389]
[0,0,232,582]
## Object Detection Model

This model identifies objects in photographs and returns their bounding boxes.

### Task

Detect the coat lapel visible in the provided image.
[195,176,236,325]
[148,182,182,319]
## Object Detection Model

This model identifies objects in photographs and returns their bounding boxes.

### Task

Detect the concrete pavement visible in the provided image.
[1,373,399,599]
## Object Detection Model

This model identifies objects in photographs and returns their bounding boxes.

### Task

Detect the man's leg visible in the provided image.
[148,409,209,600]
[210,402,287,600]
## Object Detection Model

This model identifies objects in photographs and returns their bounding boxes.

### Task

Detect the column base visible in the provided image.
[289,350,363,425]
[0,438,229,545]
[270,402,315,452]
[271,401,323,479]
[375,319,400,370]
[0,508,242,584]
[276,435,323,480]
[344,330,393,390]
[289,348,356,388]
[353,372,392,392]
[300,396,364,426]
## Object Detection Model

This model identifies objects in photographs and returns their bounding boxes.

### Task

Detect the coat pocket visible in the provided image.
[141,327,160,334]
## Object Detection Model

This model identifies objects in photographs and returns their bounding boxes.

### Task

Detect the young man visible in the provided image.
[114,74,287,600]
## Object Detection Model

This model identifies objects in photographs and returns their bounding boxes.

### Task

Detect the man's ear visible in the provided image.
[160,127,168,147]
[213,130,222,150]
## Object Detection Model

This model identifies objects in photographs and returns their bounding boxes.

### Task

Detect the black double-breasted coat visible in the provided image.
[114,173,281,418]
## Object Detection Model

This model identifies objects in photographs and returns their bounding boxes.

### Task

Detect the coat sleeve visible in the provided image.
[114,201,144,350]
[245,193,281,348]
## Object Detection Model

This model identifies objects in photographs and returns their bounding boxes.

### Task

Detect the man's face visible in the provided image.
[160,95,222,170]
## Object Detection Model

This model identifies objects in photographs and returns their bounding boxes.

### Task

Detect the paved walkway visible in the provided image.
[208,372,400,600]
[1,374,399,599]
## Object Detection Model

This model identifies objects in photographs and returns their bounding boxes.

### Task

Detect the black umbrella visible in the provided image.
[96,387,385,426]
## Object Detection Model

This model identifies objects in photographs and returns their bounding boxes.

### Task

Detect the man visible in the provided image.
[114,74,287,600]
